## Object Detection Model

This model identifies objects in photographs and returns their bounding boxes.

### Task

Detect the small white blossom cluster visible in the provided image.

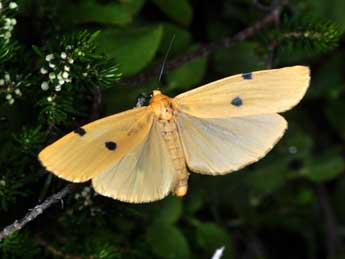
[73,186,102,216]
[0,1,18,43]
[74,186,93,207]
[0,72,23,105]
[40,48,74,92]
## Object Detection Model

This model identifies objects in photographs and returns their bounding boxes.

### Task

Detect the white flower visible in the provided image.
[64,65,70,72]
[0,180,6,186]
[68,58,74,64]
[66,45,72,50]
[62,71,69,79]
[5,18,11,24]
[4,73,10,81]
[40,67,48,74]
[58,79,65,85]
[49,63,56,69]
[60,52,67,59]
[49,72,56,80]
[9,2,18,9]
[83,72,88,77]
[9,98,15,105]
[5,18,12,27]
[0,79,5,86]
[0,3,3,10]
[57,72,62,80]
[11,19,17,25]
[47,96,53,102]
[65,78,72,83]
[15,89,22,96]
[55,85,61,91]
[6,94,12,100]
[41,81,49,91]
[45,54,54,62]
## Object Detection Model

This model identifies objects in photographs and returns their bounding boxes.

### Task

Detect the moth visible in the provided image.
[38,66,310,203]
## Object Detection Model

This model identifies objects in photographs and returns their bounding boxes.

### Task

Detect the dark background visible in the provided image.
[1,0,345,258]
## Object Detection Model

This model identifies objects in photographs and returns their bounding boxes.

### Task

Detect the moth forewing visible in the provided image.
[38,107,153,182]
[174,66,310,119]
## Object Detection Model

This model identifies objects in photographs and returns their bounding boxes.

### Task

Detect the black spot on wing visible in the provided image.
[74,127,86,136]
[105,141,117,151]
[242,72,252,80]
[231,97,243,107]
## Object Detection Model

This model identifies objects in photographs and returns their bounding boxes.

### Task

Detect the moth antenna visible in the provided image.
[158,34,176,84]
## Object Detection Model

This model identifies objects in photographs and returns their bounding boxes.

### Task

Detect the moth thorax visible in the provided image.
[150,91,174,120]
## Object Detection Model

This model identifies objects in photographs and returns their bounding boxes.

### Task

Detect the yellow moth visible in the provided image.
[38,66,310,203]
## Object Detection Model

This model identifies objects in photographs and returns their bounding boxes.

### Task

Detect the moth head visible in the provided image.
[150,90,173,120]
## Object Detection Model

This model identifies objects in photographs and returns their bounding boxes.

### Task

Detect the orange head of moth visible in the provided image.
[150,90,174,120]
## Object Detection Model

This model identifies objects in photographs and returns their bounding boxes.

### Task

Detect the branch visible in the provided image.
[0,184,76,241]
[119,3,284,86]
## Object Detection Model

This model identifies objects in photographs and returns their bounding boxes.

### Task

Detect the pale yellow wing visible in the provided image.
[175,112,287,175]
[92,120,177,203]
[38,107,153,182]
[174,66,310,118]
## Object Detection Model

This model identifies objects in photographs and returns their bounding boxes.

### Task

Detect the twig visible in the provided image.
[119,3,285,86]
[0,184,76,241]
[316,184,340,259]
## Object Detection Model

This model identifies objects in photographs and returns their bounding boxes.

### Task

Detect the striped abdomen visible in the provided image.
[157,118,189,196]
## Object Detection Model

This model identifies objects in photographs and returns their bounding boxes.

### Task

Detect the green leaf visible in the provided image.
[185,189,204,215]
[31,45,43,57]
[64,0,145,25]
[154,196,183,224]
[166,45,208,92]
[151,0,193,26]
[245,159,290,199]
[302,149,345,182]
[147,223,190,259]
[195,222,233,259]
[99,25,163,76]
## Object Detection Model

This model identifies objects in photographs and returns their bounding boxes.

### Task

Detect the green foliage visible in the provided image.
[151,0,193,26]
[274,15,343,54]
[0,233,40,258]
[98,25,163,76]
[195,222,233,259]
[1,0,345,258]
[147,223,190,259]
[63,0,145,26]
